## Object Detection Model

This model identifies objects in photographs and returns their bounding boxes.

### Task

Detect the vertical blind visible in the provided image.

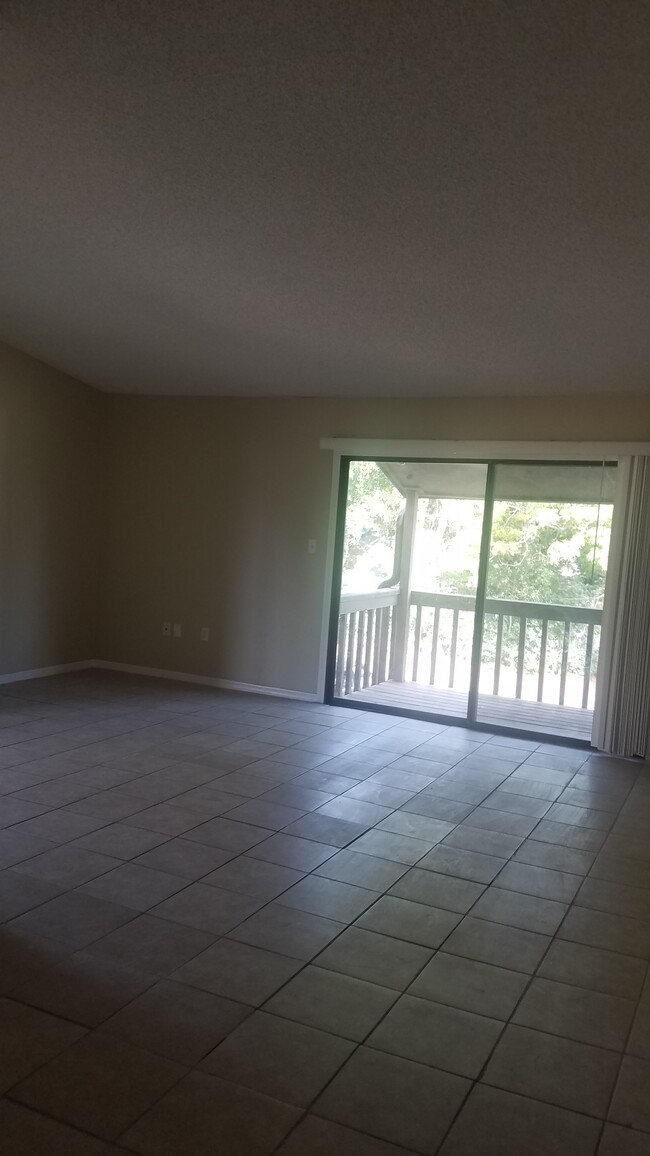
[593,457,650,757]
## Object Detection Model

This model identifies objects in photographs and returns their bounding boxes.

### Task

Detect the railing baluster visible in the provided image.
[449,609,459,688]
[493,614,503,695]
[412,605,422,682]
[582,623,595,709]
[363,609,375,688]
[344,612,357,695]
[378,607,390,681]
[334,614,347,696]
[559,621,571,705]
[537,619,548,702]
[372,607,382,686]
[429,607,440,684]
[516,617,527,699]
[354,611,366,692]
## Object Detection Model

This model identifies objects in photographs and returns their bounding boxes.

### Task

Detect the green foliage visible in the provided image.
[425,500,608,608]
[343,462,402,574]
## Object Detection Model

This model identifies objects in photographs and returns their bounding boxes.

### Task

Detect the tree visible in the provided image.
[342,462,402,579]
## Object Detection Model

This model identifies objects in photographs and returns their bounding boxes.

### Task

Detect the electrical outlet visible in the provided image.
[162,622,171,636]
[173,623,182,638]
[200,626,210,642]
[307,539,317,554]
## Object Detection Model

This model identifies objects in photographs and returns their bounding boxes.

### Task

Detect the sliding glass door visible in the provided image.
[328,457,616,741]
[475,463,616,740]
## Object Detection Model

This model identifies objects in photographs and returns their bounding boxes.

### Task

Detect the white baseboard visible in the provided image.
[0,656,321,704]
[91,660,320,702]
[0,660,93,686]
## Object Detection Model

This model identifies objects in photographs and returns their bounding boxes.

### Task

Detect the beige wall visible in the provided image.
[100,394,650,695]
[2,342,648,694]
[0,342,100,675]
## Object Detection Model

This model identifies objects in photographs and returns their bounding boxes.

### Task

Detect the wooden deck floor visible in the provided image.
[343,681,593,741]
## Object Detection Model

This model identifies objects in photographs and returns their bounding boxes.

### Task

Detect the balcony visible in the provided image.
[334,589,600,741]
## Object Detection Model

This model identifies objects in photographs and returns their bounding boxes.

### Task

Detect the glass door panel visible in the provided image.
[332,460,487,719]
[475,463,616,739]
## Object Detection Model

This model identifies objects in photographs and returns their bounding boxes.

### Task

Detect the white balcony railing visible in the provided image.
[336,589,602,710]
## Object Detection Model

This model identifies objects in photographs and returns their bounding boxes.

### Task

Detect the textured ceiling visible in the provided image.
[0,1,649,397]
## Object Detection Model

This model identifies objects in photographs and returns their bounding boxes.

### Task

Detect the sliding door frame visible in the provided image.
[322,448,628,745]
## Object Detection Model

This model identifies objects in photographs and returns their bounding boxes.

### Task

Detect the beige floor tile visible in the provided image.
[355,895,461,947]
[0,869,64,920]
[558,906,650,959]
[122,1069,300,1155]
[202,855,303,897]
[495,861,582,903]
[79,862,187,911]
[277,875,379,921]
[418,843,506,884]
[442,826,523,857]
[0,930,70,995]
[13,845,121,889]
[599,1123,650,1155]
[202,1010,354,1105]
[229,902,344,960]
[12,951,155,1027]
[368,993,502,1077]
[533,819,606,852]
[377,812,455,842]
[514,977,635,1050]
[629,1003,650,1060]
[284,813,369,848]
[576,877,650,921]
[462,808,537,837]
[314,1046,470,1155]
[73,823,171,861]
[0,1099,111,1155]
[266,964,397,1041]
[409,951,528,1019]
[85,913,214,974]
[389,867,484,913]
[132,836,234,879]
[173,937,302,1004]
[151,881,262,934]
[100,978,251,1063]
[247,832,338,870]
[443,915,550,972]
[484,1023,619,1116]
[347,829,434,864]
[12,1031,184,1139]
[315,925,432,990]
[313,848,408,890]
[538,940,646,1000]
[610,1056,650,1133]
[10,891,138,950]
[439,1084,601,1155]
[183,815,273,851]
[0,996,84,1094]
[470,886,568,934]
[513,839,595,874]
[277,1115,417,1153]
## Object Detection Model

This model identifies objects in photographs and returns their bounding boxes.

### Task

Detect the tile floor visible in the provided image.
[0,670,648,1155]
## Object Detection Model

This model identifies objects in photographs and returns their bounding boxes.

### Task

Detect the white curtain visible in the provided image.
[593,456,650,757]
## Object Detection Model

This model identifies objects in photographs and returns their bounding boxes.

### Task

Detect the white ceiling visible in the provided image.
[1,1,649,397]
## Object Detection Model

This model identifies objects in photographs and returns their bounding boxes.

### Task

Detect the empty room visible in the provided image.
[1,2,650,1154]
